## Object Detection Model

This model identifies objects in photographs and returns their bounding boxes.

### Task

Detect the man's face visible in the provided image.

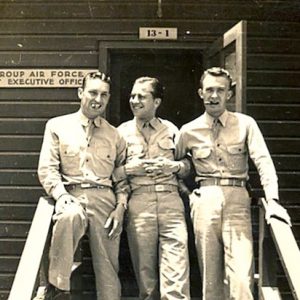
[199,74,232,118]
[129,81,161,121]
[78,78,110,119]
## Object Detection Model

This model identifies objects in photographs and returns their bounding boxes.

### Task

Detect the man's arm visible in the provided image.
[38,120,68,200]
[247,117,291,226]
[105,134,130,239]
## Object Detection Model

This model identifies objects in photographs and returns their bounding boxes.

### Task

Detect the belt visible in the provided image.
[66,183,111,191]
[199,178,246,187]
[132,184,178,194]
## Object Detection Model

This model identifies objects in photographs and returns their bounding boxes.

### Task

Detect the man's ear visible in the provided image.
[78,87,83,99]
[154,98,162,108]
[227,90,233,100]
[198,88,203,99]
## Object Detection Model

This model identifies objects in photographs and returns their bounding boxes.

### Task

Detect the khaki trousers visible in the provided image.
[127,190,190,300]
[190,186,254,300]
[49,187,121,300]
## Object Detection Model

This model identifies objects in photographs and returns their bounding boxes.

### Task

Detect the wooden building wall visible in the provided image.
[0,1,299,299]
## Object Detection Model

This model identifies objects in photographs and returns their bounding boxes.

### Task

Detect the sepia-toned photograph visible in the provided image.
[1,1,300,299]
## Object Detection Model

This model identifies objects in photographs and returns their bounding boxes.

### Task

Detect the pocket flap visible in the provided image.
[194,148,211,159]
[158,138,175,150]
[227,143,246,154]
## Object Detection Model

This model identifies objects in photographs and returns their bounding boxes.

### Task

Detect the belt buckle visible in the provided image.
[81,183,91,189]
[155,185,165,192]
[223,179,231,185]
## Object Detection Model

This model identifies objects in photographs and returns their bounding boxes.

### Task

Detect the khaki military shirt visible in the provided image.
[176,110,279,200]
[38,110,129,200]
[118,117,182,191]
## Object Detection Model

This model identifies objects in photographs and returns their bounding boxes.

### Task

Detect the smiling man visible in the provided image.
[116,77,190,300]
[176,67,291,300]
[38,71,129,300]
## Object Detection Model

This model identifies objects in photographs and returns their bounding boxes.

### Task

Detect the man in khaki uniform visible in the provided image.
[115,77,190,300]
[176,67,291,300]
[38,71,129,300]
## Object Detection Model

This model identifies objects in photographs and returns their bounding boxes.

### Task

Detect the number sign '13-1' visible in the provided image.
[139,27,178,40]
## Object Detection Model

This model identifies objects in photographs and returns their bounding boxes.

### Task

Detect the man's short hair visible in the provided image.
[200,67,233,89]
[82,71,111,89]
[134,77,164,100]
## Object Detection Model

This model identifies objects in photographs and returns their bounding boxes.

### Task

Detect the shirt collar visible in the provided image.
[204,110,228,127]
[135,117,160,131]
[78,109,102,128]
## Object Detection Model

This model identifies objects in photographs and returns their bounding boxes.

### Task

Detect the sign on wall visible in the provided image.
[0,69,98,88]
[139,27,177,40]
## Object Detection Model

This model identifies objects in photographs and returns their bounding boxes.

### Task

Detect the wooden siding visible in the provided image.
[0,1,299,299]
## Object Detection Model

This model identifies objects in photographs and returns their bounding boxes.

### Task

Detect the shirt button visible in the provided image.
[218,158,222,162]
[86,159,89,162]
[217,143,220,147]
[87,144,90,147]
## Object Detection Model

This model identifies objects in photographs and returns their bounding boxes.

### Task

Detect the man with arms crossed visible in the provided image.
[38,71,129,300]
[176,67,291,300]
[115,77,190,300]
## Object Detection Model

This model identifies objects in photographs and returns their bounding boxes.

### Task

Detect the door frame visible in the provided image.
[98,39,206,123]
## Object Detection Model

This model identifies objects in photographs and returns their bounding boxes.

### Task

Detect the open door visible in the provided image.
[204,20,247,113]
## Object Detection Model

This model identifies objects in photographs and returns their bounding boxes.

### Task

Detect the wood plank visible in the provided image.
[248,71,300,88]
[0,205,36,221]
[0,103,79,117]
[0,120,46,135]
[8,197,54,300]
[248,38,300,54]
[248,87,300,104]
[0,153,39,169]
[1,2,299,21]
[248,54,300,71]
[266,138,300,154]
[272,155,300,171]
[0,88,77,101]
[248,104,300,121]
[258,122,300,138]
[249,172,300,190]
[0,223,30,238]
[0,137,42,151]
[0,171,39,186]
[0,240,25,256]
[0,187,44,203]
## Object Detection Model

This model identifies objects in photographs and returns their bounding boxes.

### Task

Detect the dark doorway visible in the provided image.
[109,49,204,128]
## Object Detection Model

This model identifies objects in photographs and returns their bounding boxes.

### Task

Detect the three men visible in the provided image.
[116,77,190,299]
[37,68,291,300]
[38,71,129,300]
[176,67,291,299]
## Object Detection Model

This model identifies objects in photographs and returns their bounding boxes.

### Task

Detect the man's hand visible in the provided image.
[104,203,126,239]
[265,199,292,226]
[55,194,81,214]
[125,158,148,176]
[143,157,180,179]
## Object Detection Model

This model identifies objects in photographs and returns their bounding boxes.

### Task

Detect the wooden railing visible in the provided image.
[258,198,300,300]
[8,197,55,300]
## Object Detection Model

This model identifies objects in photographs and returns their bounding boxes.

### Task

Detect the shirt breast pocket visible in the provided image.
[60,145,80,174]
[97,145,116,163]
[157,138,175,158]
[193,147,214,174]
[227,143,247,173]
[127,143,144,159]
